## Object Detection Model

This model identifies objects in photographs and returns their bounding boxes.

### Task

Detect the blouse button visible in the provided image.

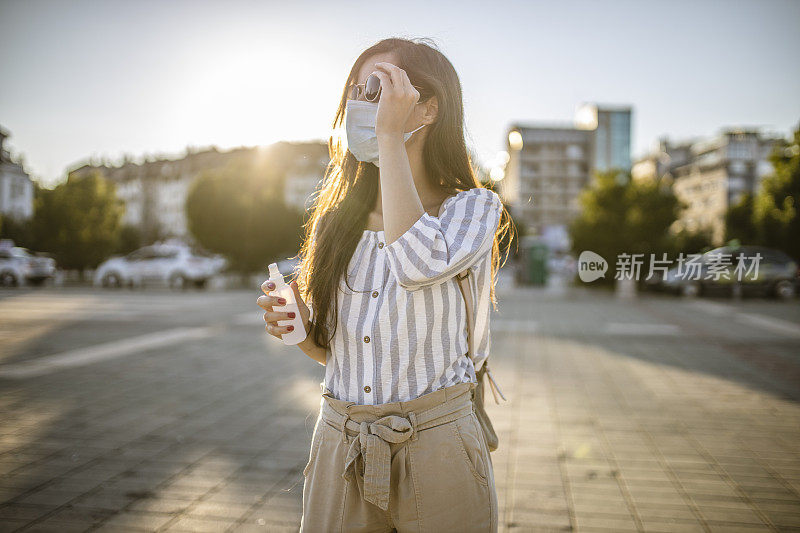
[363,385,371,393]
[372,290,378,298]
[378,242,384,249]
[363,335,370,343]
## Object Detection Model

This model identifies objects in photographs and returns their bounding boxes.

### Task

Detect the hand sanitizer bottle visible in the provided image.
[267,263,306,345]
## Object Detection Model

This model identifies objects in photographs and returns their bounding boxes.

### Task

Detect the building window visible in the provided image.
[566,144,583,159]
[729,161,746,174]
[10,178,26,199]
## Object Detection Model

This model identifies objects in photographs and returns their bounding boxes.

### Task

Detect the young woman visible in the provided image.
[257,37,510,532]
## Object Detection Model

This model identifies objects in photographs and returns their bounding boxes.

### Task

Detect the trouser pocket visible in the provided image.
[453,413,490,485]
[300,419,350,532]
[303,416,324,477]
[408,416,495,532]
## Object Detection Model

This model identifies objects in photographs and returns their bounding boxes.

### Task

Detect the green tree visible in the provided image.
[30,172,124,275]
[115,223,143,255]
[570,170,680,285]
[753,125,800,262]
[0,212,34,247]
[725,192,758,244]
[186,159,304,278]
[671,227,715,257]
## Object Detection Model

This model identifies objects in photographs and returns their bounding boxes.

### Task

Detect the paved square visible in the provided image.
[1,276,799,532]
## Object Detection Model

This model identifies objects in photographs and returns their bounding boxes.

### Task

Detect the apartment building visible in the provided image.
[500,104,632,244]
[69,147,252,242]
[633,129,780,244]
[0,126,35,221]
[502,125,593,240]
[69,141,329,243]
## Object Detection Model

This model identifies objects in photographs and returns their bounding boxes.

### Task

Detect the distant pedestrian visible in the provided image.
[258,37,509,533]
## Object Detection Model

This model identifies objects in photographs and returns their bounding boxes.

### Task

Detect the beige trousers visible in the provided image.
[300,381,498,532]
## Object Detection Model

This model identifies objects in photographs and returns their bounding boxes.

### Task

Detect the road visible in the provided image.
[1,276,799,532]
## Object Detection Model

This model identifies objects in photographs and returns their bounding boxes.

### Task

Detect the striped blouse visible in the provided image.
[316,187,503,405]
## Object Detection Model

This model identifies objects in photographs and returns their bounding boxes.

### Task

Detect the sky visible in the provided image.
[1,0,799,188]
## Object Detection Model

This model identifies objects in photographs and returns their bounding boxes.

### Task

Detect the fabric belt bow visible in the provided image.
[342,414,415,510]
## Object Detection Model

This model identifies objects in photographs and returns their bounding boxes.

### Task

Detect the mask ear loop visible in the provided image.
[407,94,433,135]
[407,123,426,135]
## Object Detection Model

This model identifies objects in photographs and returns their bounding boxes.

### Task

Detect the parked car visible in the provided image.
[0,246,57,287]
[23,249,57,285]
[93,243,224,290]
[0,246,31,287]
[661,245,798,300]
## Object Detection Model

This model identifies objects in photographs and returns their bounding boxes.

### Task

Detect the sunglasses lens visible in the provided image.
[365,74,381,101]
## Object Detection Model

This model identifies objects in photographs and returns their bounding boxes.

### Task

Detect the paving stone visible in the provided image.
[230,521,299,533]
[0,518,30,531]
[69,489,135,512]
[37,504,114,525]
[97,509,174,530]
[26,521,96,533]
[189,500,253,520]
[245,503,302,525]
[163,515,236,532]
[0,503,55,522]
[767,511,800,527]
[698,507,769,525]
[507,507,573,528]
[639,518,706,532]
[573,513,638,531]
[704,522,773,532]
[14,488,80,507]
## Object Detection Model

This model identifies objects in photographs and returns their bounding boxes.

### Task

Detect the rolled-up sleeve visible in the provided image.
[384,187,502,291]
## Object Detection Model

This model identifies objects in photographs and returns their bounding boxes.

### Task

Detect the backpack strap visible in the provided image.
[455,268,507,404]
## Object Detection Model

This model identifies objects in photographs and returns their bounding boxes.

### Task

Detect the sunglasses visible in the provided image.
[348,73,423,102]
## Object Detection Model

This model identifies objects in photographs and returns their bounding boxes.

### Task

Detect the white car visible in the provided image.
[94,243,224,290]
[0,246,57,287]
[0,246,32,287]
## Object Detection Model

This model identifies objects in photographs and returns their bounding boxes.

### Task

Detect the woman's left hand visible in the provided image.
[372,62,420,140]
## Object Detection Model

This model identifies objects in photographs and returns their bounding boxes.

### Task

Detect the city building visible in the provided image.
[632,129,780,245]
[576,103,633,172]
[631,137,693,184]
[70,147,252,242]
[500,104,632,246]
[0,125,35,221]
[69,141,329,244]
[501,125,593,244]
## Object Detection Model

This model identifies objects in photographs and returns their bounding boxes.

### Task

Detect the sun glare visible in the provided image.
[167,42,339,152]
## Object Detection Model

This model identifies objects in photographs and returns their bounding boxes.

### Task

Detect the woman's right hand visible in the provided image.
[372,61,421,140]
[257,279,311,341]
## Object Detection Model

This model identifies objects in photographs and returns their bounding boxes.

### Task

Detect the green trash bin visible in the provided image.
[528,242,549,285]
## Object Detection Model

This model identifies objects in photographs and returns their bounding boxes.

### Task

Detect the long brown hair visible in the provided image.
[295,37,511,350]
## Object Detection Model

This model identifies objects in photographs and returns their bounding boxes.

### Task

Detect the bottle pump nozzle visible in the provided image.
[268,263,281,280]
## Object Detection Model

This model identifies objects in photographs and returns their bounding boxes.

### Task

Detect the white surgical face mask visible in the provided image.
[344,99,426,167]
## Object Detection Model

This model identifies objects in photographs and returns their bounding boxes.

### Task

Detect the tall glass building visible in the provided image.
[576,104,633,172]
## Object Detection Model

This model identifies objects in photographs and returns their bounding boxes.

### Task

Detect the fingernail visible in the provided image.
[278,298,286,304]
[288,312,295,318]
[267,282,275,289]
[287,325,294,331]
